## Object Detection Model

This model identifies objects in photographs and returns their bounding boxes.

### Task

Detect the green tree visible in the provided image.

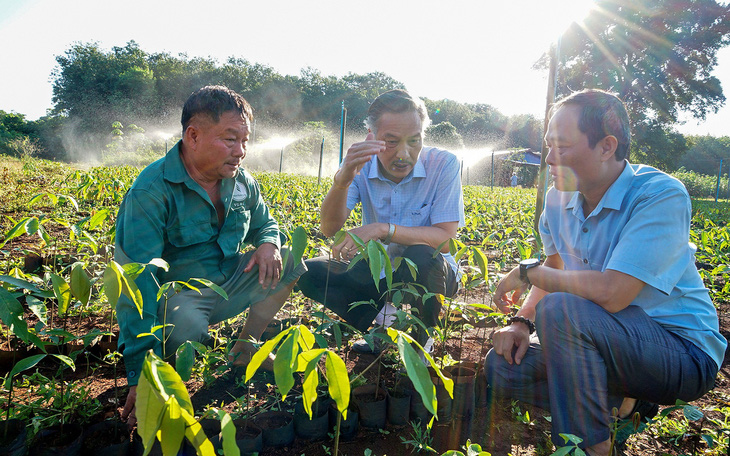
[679,134,730,175]
[426,121,465,149]
[542,0,730,169]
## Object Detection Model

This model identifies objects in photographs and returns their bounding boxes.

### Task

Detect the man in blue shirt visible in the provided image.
[297,89,464,352]
[485,89,726,455]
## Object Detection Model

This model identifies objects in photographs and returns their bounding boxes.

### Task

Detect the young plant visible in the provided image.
[136,350,217,456]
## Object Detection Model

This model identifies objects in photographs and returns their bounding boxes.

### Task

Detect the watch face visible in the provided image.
[521,258,540,267]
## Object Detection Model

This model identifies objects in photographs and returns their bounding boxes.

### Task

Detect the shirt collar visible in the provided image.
[367,147,427,184]
[163,141,190,184]
[564,160,632,214]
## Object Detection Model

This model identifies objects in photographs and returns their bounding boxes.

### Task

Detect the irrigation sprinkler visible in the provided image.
[279,147,284,173]
[317,137,325,185]
[716,159,723,203]
[339,101,347,165]
[491,151,494,189]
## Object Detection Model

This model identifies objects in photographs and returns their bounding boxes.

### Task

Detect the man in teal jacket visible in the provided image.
[116,86,305,427]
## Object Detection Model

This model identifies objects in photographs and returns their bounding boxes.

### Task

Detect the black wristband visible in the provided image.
[508,316,535,334]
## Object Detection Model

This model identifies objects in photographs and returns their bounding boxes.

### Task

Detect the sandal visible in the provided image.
[613,400,659,448]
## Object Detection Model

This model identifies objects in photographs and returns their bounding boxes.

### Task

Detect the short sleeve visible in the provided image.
[605,184,692,295]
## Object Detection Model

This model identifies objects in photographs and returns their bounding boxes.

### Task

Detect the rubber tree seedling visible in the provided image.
[1,353,73,440]
[244,324,350,455]
[136,350,217,456]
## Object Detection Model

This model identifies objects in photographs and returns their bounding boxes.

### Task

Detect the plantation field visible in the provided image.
[0,154,729,455]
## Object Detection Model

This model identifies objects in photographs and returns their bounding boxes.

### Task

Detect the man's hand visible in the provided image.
[493,266,529,313]
[492,322,531,365]
[331,224,387,261]
[334,133,385,187]
[121,385,137,428]
[244,242,282,289]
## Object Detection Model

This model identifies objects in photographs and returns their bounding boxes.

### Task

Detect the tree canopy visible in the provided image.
[543,0,730,170]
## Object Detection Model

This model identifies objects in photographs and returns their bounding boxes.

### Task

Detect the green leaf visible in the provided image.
[88,209,110,230]
[190,278,228,300]
[367,241,382,292]
[390,329,437,417]
[273,329,299,400]
[25,295,47,325]
[291,225,307,264]
[4,354,46,389]
[159,398,185,456]
[470,246,488,279]
[300,349,326,418]
[325,350,350,420]
[141,351,194,415]
[49,273,71,315]
[218,410,240,456]
[244,327,293,382]
[147,258,170,272]
[49,354,75,371]
[175,341,195,382]
[103,263,122,310]
[70,262,91,306]
[0,217,30,247]
[181,407,215,456]
[0,275,44,293]
[683,404,704,421]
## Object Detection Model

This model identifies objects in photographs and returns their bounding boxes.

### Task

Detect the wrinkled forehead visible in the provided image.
[373,110,423,137]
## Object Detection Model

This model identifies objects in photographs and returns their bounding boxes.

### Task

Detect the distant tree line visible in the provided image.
[1,0,729,176]
[1,40,545,163]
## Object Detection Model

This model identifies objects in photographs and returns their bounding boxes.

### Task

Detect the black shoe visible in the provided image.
[351,334,384,354]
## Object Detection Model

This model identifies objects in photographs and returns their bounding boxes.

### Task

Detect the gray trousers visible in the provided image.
[158,248,306,354]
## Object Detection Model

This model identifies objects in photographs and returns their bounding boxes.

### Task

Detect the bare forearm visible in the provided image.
[526,267,643,313]
[320,183,350,237]
[389,222,457,251]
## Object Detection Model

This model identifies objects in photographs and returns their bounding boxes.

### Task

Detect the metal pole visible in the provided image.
[534,39,560,233]
[491,151,494,189]
[716,159,723,202]
[318,137,325,185]
[339,101,347,165]
[279,147,284,173]
[467,167,470,186]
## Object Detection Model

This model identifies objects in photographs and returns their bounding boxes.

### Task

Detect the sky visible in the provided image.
[1,0,728,137]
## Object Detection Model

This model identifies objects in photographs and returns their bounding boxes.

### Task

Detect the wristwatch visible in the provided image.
[519,258,540,285]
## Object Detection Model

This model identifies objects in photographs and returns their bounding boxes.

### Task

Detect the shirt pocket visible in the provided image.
[167,220,215,248]
[220,206,250,255]
[405,203,431,227]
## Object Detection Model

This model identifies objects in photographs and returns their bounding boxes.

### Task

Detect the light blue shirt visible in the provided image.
[540,162,727,369]
[347,146,465,274]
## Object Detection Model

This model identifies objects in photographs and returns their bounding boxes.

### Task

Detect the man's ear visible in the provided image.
[599,135,618,162]
[183,125,198,149]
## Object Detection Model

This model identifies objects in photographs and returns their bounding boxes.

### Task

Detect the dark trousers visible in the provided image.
[297,244,459,332]
[484,292,718,448]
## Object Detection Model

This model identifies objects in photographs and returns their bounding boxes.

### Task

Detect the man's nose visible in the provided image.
[545,147,556,166]
[233,142,246,158]
[395,143,409,160]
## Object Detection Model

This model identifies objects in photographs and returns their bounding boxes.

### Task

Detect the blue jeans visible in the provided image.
[484,292,718,448]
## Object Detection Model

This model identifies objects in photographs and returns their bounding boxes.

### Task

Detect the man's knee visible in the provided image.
[484,348,512,395]
[535,292,586,332]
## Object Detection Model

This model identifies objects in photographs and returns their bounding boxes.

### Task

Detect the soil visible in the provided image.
[5,284,730,455]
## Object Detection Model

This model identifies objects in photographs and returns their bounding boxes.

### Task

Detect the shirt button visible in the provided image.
[582,227,588,233]
[583,259,588,264]
[128,371,136,378]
